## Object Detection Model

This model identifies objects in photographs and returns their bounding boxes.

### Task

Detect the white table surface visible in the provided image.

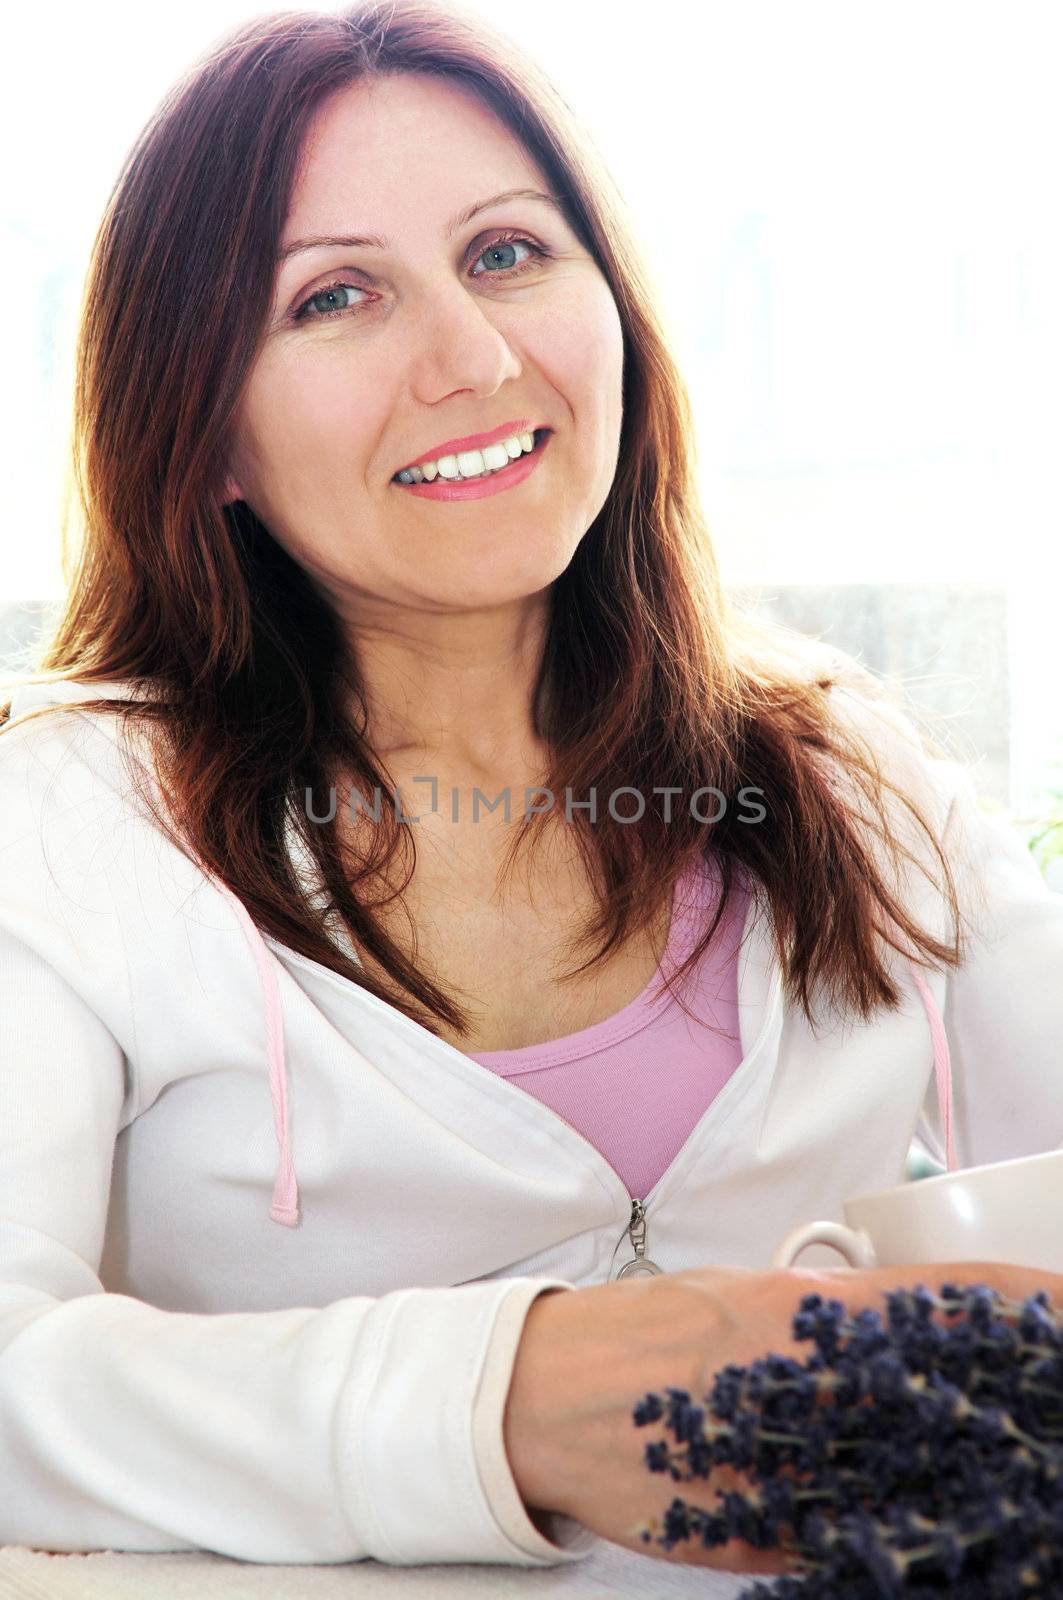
[0,1545,772,1599]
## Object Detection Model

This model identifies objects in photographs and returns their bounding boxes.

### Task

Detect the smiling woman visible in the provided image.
[1,0,1062,1587]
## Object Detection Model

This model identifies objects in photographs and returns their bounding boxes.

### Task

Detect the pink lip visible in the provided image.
[396,419,536,473]
[393,428,551,502]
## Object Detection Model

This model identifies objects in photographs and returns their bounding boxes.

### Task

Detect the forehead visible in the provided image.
[284,72,545,237]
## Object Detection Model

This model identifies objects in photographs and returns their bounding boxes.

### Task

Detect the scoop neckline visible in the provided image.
[468,853,740,1071]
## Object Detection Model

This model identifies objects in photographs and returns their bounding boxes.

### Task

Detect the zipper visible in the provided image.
[614,1196,664,1279]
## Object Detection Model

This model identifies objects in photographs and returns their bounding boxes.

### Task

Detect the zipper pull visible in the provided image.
[616,1196,664,1279]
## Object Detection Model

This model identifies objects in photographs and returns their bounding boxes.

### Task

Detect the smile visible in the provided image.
[390,429,552,502]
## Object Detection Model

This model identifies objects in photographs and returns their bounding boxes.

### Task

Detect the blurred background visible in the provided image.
[2,0,1061,881]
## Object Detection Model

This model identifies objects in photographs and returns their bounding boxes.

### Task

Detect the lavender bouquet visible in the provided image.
[632,1281,1063,1596]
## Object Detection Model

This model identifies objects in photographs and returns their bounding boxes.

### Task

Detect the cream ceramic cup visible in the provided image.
[770,1147,1063,1272]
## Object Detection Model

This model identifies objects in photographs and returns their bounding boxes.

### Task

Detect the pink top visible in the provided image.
[466,855,750,1200]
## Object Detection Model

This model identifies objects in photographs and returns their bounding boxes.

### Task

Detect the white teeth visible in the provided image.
[395,429,538,484]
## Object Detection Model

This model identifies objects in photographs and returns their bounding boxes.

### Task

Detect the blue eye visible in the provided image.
[469,236,542,278]
[291,232,550,324]
[295,283,367,321]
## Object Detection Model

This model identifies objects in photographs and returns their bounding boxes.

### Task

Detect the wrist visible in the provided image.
[502,1286,581,1518]
[503,1276,663,1521]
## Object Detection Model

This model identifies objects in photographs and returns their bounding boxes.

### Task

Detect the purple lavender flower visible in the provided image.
[633,1282,1063,1596]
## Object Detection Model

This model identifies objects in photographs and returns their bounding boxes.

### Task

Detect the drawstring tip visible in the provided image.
[270,1163,300,1227]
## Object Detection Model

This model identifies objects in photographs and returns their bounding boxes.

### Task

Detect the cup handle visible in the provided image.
[769,1220,878,1270]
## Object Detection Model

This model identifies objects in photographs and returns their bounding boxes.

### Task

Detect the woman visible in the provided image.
[1,1,1060,1585]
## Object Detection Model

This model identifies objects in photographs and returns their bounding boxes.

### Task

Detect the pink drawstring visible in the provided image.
[140,770,300,1228]
[905,956,956,1173]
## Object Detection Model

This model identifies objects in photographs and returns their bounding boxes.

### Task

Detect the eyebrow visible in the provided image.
[276,187,565,264]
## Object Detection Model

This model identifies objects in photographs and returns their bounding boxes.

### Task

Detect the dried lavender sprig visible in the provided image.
[637,1486,1062,1595]
[632,1282,1063,1596]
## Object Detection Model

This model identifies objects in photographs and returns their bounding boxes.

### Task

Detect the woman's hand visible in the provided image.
[503,1260,1063,1574]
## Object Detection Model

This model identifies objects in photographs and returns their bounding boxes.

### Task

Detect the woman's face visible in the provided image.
[224,71,624,621]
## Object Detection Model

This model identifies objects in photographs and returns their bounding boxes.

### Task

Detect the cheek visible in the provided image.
[239,349,375,486]
[534,283,623,411]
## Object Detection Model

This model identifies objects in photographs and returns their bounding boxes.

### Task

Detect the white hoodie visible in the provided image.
[0,673,1060,1572]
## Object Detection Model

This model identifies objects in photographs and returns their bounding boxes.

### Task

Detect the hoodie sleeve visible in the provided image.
[913,759,1063,1170]
[0,922,595,1566]
[0,709,596,1567]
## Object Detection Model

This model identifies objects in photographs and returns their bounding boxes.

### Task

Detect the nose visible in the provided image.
[402,279,523,406]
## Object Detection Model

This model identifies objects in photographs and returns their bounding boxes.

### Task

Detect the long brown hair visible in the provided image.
[1,0,969,1041]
